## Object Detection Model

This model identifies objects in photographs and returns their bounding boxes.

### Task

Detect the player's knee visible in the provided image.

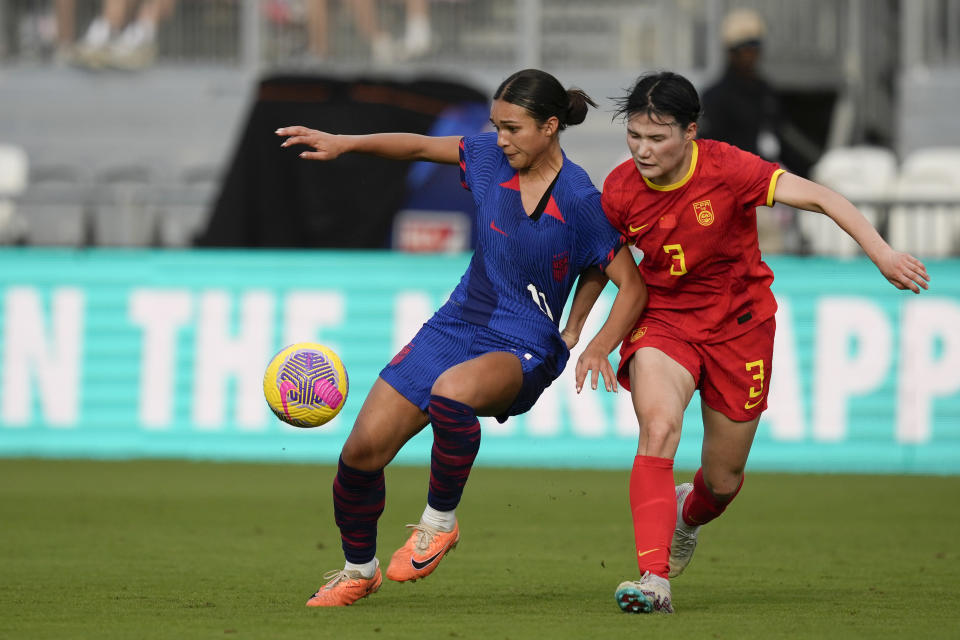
[341,432,391,471]
[430,373,470,405]
[638,414,682,455]
[703,468,744,498]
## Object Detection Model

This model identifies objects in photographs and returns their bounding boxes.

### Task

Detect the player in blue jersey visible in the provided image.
[275,68,647,607]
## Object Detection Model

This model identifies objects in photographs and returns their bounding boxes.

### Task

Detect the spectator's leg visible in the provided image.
[103,0,135,31]
[348,0,392,62]
[137,0,177,26]
[55,0,76,46]
[306,0,329,58]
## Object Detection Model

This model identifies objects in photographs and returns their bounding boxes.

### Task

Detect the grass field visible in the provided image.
[2,459,958,639]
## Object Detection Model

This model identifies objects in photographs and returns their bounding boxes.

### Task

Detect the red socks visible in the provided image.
[628,455,675,579]
[629,460,745,578]
[682,467,743,527]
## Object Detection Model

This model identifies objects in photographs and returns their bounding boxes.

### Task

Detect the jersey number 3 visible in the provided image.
[744,359,765,410]
[663,244,688,276]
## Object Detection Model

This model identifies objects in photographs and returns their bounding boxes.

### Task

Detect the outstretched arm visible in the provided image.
[773,172,930,293]
[275,126,462,164]
[560,265,608,351]
[570,247,647,393]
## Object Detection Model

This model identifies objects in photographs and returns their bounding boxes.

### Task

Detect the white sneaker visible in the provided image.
[669,482,699,578]
[105,39,156,70]
[80,17,112,48]
[72,17,114,69]
[104,21,157,70]
[615,571,673,614]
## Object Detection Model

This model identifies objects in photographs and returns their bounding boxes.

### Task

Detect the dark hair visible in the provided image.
[493,68,597,130]
[613,71,702,129]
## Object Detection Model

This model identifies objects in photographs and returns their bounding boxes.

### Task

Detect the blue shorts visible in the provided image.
[380,310,568,422]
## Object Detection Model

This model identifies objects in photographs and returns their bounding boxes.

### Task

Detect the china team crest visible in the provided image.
[693,200,715,226]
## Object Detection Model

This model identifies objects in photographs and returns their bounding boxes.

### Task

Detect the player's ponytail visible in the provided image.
[494,68,596,131]
[564,88,598,128]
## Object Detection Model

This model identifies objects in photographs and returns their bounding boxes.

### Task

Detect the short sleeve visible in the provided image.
[577,190,625,273]
[718,142,784,211]
[601,167,630,236]
[459,131,500,195]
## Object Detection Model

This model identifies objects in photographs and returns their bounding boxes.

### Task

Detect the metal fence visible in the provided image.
[3,1,958,72]
[0,1,866,70]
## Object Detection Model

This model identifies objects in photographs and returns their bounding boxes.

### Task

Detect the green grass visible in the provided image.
[1,459,958,639]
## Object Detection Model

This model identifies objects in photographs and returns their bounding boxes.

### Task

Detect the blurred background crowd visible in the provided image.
[0,0,958,256]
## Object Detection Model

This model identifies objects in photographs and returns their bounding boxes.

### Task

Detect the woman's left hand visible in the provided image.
[574,342,617,394]
[560,327,579,350]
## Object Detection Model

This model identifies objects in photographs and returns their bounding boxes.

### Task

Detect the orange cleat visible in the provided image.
[305,564,382,607]
[385,521,460,582]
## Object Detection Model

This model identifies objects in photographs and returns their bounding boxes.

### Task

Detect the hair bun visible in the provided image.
[565,88,598,127]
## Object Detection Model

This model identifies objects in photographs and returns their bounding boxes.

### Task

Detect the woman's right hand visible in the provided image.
[275,126,346,161]
[574,341,617,394]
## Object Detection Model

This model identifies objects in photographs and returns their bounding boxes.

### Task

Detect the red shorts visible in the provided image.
[616,315,776,422]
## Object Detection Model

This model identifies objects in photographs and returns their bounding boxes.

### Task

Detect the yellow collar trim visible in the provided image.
[641,140,698,191]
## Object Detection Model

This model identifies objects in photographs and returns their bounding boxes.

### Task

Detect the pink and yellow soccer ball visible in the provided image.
[263,343,349,428]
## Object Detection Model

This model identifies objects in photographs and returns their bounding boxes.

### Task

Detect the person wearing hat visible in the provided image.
[699,9,783,162]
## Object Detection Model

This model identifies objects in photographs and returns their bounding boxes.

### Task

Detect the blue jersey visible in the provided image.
[437,131,623,362]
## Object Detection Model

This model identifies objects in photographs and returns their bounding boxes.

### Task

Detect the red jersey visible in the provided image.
[602,139,785,343]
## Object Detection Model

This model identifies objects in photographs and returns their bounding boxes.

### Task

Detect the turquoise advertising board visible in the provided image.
[0,249,957,474]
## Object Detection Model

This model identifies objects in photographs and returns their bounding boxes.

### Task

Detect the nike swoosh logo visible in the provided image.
[637,548,660,558]
[410,548,447,571]
[490,220,508,236]
[744,398,764,410]
[279,380,296,418]
[628,223,649,233]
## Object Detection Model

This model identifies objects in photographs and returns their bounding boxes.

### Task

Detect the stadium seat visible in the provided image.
[887,147,960,258]
[803,146,897,257]
[91,163,161,246]
[19,163,93,246]
[0,144,29,243]
[154,164,221,247]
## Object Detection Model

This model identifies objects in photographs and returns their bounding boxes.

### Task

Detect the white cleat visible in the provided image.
[669,482,699,578]
[615,571,674,614]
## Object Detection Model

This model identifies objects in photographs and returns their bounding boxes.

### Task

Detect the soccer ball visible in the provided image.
[263,343,349,428]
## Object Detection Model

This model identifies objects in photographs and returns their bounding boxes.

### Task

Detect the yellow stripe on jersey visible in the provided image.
[642,140,699,192]
[766,168,786,207]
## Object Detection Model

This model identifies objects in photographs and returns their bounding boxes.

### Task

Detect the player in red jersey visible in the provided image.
[564,71,929,614]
